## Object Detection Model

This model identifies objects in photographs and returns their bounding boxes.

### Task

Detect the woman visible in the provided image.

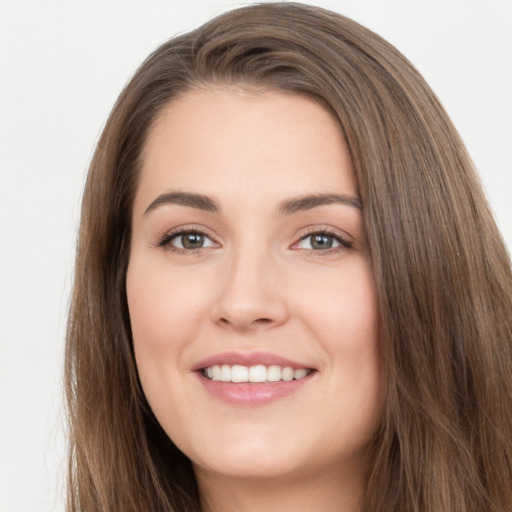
[65,2,512,511]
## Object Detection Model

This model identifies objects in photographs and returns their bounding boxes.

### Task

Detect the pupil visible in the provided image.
[182,233,204,249]
[311,234,332,250]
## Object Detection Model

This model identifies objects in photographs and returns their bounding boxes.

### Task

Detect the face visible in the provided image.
[127,87,381,486]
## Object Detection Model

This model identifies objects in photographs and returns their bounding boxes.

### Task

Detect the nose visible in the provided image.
[211,246,290,332]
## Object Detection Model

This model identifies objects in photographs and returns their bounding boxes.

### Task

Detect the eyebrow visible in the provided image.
[144,192,220,215]
[278,193,362,214]
[144,191,362,216]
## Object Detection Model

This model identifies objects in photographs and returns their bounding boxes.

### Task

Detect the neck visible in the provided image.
[195,463,366,512]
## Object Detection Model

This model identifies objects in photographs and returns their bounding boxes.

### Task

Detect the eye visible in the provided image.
[294,231,352,251]
[158,230,217,251]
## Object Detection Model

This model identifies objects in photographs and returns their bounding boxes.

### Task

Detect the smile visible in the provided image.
[203,364,312,383]
[193,352,317,405]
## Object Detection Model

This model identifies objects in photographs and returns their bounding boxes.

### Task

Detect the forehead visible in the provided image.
[136,87,355,212]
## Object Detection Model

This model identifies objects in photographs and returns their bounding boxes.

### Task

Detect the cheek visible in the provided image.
[125,258,210,414]
[126,258,208,421]
[299,257,378,350]
[332,264,380,385]
[302,259,382,421]
[127,258,209,352]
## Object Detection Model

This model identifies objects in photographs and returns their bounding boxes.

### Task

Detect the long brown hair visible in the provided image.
[66,3,512,510]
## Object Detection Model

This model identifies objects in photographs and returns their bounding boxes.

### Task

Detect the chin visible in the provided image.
[177,422,369,484]
[191,449,308,482]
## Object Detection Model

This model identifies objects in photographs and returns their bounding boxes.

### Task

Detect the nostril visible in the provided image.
[217,316,273,330]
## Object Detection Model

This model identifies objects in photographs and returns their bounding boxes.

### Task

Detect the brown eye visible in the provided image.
[180,233,205,249]
[310,234,335,250]
[161,231,216,251]
[293,231,352,252]
[297,233,340,251]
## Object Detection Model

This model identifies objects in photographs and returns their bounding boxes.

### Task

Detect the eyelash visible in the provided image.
[156,227,353,255]
[156,226,217,255]
[294,227,353,254]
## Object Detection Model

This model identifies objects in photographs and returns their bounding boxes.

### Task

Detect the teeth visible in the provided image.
[267,365,281,382]
[220,364,231,382]
[231,365,248,382]
[212,365,221,381]
[203,364,311,383]
[293,369,308,380]
[249,365,267,382]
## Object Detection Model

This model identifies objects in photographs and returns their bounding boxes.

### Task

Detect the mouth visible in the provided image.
[202,364,313,383]
[193,352,317,405]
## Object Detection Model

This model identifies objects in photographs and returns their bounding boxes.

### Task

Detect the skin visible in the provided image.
[127,87,382,512]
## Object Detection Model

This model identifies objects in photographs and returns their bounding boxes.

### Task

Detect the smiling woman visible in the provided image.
[127,89,380,508]
[65,3,512,512]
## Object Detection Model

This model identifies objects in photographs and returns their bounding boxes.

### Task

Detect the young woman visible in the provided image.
[65,3,512,511]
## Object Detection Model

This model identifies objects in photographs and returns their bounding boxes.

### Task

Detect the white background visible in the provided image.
[0,1,510,511]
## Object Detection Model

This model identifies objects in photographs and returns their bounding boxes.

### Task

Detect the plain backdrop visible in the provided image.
[0,1,510,511]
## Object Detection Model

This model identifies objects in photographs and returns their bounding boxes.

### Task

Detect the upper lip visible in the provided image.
[191,351,315,372]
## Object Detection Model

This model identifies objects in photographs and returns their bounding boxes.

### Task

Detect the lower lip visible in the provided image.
[196,372,315,406]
